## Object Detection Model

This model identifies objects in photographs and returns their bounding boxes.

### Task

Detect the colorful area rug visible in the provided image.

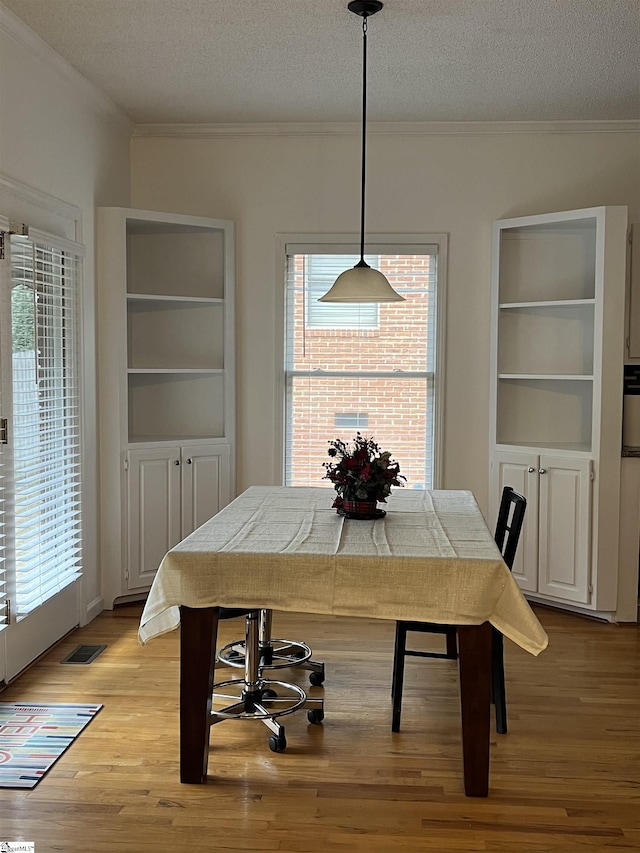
[0,702,102,788]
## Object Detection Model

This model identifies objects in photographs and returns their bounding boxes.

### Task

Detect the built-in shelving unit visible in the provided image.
[98,207,235,607]
[494,216,599,455]
[489,206,628,616]
[122,217,231,445]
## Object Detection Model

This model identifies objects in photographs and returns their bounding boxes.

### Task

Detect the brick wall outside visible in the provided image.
[287,254,433,491]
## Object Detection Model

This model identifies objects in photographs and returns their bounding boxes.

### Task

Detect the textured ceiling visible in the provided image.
[3,0,639,124]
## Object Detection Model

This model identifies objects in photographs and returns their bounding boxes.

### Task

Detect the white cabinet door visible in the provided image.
[491,451,539,592]
[537,456,592,604]
[492,451,592,603]
[126,442,231,594]
[127,447,182,591]
[181,444,231,536]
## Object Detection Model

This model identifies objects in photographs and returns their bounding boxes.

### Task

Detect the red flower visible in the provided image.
[322,433,406,505]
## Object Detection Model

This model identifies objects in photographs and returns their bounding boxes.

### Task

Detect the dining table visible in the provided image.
[138,485,548,796]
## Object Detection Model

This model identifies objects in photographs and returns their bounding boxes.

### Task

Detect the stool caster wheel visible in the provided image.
[262,688,278,699]
[309,668,325,687]
[307,708,324,724]
[269,734,287,752]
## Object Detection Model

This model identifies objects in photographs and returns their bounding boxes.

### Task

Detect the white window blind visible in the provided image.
[284,245,439,492]
[0,215,9,627]
[9,232,83,617]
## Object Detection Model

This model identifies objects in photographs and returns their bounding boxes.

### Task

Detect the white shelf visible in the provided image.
[497,299,595,377]
[495,440,592,454]
[127,435,232,446]
[496,377,593,448]
[498,374,593,381]
[127,298,225,371]
[127,368,224,375]
[126,226,225,299]
[128,372,226,441]
[498,218,597,303]
[127,293,224,305]
[128,433,220,444]
[499,299,596,309]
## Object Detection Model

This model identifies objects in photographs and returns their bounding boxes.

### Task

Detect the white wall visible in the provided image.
[130,126,640,509]
[1,3,638,623]
[0,5,132,620]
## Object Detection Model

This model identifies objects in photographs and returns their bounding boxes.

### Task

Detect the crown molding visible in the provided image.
[0,3,134,133]
[0,172,80,223]
[0,172,82,241]
[133,119,640,139]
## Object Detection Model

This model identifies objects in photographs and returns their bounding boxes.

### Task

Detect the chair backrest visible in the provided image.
[494,486,526,571]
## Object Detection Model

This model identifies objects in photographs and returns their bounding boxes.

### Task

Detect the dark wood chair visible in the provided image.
[391,486,527,734]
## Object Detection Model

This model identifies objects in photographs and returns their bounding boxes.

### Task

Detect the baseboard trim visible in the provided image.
[525,595,615,623]
[85,595,105,625]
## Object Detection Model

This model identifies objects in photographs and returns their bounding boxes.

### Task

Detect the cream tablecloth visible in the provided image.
[138,486,548,655]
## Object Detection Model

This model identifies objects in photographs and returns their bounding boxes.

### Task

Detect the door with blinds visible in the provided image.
[0,225,84,683]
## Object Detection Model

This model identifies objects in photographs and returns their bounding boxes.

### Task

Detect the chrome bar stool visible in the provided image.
[217,608,326,686]
[211,609,324,752]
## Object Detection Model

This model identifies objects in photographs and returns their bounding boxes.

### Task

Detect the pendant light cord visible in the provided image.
[359,15,368,265]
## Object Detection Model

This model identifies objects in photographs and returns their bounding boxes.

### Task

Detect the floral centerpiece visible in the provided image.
[322,433,406,517]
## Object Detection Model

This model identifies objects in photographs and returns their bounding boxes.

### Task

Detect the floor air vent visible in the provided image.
[61,644,107,664]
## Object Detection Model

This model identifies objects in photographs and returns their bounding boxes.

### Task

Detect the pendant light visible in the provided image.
[319,1,404,303]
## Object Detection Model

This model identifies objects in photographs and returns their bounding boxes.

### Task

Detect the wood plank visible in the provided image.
[0,603,638,852]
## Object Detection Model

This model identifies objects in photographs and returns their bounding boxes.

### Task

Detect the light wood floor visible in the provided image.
[0,603,639,852]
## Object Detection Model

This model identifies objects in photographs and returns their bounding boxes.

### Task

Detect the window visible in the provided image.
[335,413,369,429]
[7,232,83,617]
[283,239,444,492]
[0,216,6,628]
[0,186,85,682]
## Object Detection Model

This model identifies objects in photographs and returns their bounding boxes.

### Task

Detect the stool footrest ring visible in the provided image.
[210,678,313,722]
[217,638,312,670]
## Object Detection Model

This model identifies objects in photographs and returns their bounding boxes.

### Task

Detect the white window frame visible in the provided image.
[275,233,448,489]
[0,172,91,683]
[334,412,370,430]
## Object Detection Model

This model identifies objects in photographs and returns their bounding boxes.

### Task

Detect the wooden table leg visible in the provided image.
[457,622,492,797]
[179,605,219,783]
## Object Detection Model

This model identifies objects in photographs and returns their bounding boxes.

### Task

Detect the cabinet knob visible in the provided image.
[186,458,193,464]
[539,468,546,475]
[174,460,180,466]
[527,467,535,473]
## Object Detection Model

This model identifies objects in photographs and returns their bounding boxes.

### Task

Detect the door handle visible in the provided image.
[527,467,535,473]
[538,468,546,475]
